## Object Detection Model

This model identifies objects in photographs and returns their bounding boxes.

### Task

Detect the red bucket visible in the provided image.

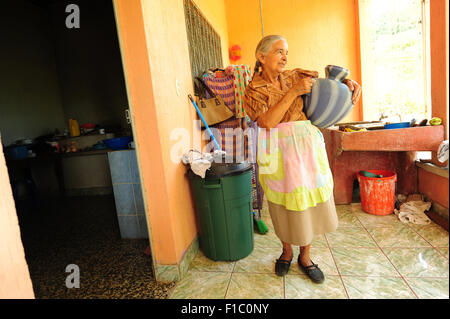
[357,170,397,216]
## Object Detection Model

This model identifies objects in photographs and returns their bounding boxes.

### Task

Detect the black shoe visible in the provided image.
[298,256,325,283]
[275,255,292,276]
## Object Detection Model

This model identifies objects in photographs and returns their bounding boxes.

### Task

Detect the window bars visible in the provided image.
[184,0,223,87]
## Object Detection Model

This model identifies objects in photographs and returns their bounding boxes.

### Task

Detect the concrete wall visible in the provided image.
[0,0,66,146]
[48,0,129,130]
[0,0,129,148]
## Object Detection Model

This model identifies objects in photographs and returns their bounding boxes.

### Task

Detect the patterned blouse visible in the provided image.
[242,68,319,123]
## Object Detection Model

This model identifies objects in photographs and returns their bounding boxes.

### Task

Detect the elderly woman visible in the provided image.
[243,35,361,283]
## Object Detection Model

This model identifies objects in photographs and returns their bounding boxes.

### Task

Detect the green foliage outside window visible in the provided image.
[366,0,427,120]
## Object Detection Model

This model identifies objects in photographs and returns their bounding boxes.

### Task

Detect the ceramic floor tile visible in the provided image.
[254,224,327,250]
[189,250,235,273]
[253,223,282,248]
[353,210,404,228]
[253,234,283,249]
[336,204,354,214]
[383,248,449,278]
[404,277,450,299]
[311,234,328,248]
[366,225,432,248]
[178,201,449,300]
[326,227,377,248]
[351,203,363,212]
[261,201,270,218]
[436,247,449,259]
[336,209,361,227]
[331,247,399,276]
[407,219,440,229]
[225,273,283,299]
[233,246,281,274]
[412,226,449,247]
[341,276,416,299]
[169,271,231,299]
[285,275,347,299]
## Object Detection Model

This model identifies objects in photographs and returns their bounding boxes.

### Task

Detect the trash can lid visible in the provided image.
[186,161,253,179]
[206,161,253,178]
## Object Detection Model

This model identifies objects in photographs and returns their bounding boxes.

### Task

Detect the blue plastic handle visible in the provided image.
[188,94,222,151]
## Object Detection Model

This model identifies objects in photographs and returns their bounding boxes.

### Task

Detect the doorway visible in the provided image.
[0,0,170,298]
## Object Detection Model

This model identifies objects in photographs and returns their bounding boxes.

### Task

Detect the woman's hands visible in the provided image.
[290,77,315,96]
[257,76,316,128]
[289,77,361,104]
[342,79,362,104]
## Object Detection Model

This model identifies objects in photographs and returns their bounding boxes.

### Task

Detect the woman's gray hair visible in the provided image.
[255,35,287,59]
[252,35,287,77]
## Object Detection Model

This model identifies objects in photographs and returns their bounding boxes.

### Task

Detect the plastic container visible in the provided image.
[69,119,81,137]
[357,170,397,215]
[186,161,254,261]
[103,136,133,150]
[384,122,410,129]
[80,123,96,129]
[5,145,28,160]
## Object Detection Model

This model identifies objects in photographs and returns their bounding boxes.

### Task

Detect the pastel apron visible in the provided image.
[257,120,338,245]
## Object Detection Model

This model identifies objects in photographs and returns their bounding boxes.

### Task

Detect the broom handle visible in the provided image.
[188,94,222,151]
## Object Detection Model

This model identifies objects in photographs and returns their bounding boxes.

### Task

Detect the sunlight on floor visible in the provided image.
[169,201,449,299]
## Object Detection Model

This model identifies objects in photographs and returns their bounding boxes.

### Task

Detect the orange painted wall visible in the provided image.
[114,0,230,265]
[419,0,449,215]
[113,0,178,265]
[224,0,362,122]
[139,0,230,264]
[0,141,35,298]
[114,0,362,266]
[430,0,449,140]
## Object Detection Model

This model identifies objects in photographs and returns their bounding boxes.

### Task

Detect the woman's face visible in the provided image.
[259,40,288,74]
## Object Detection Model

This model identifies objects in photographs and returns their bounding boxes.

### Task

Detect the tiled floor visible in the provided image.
[169,200,449,299]
[18,195,175,298]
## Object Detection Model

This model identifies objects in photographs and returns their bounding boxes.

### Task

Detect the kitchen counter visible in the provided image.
[59,149,110,157]
[321,125,445,204]
[326,125,444,152]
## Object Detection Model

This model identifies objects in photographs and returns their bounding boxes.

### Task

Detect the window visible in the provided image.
[183,0,223,85]
[359,0,430,121]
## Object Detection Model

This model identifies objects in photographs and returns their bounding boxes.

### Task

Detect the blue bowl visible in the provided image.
[103,136,133,150]
[384,122,410,130]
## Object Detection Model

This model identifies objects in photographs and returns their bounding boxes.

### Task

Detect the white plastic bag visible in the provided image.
[182,149,227,178]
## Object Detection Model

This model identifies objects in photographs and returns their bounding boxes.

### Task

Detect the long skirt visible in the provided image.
[268,196,338,246]
[258,120,338,246]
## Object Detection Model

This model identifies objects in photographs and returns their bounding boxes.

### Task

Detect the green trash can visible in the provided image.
[187,161,254,261]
